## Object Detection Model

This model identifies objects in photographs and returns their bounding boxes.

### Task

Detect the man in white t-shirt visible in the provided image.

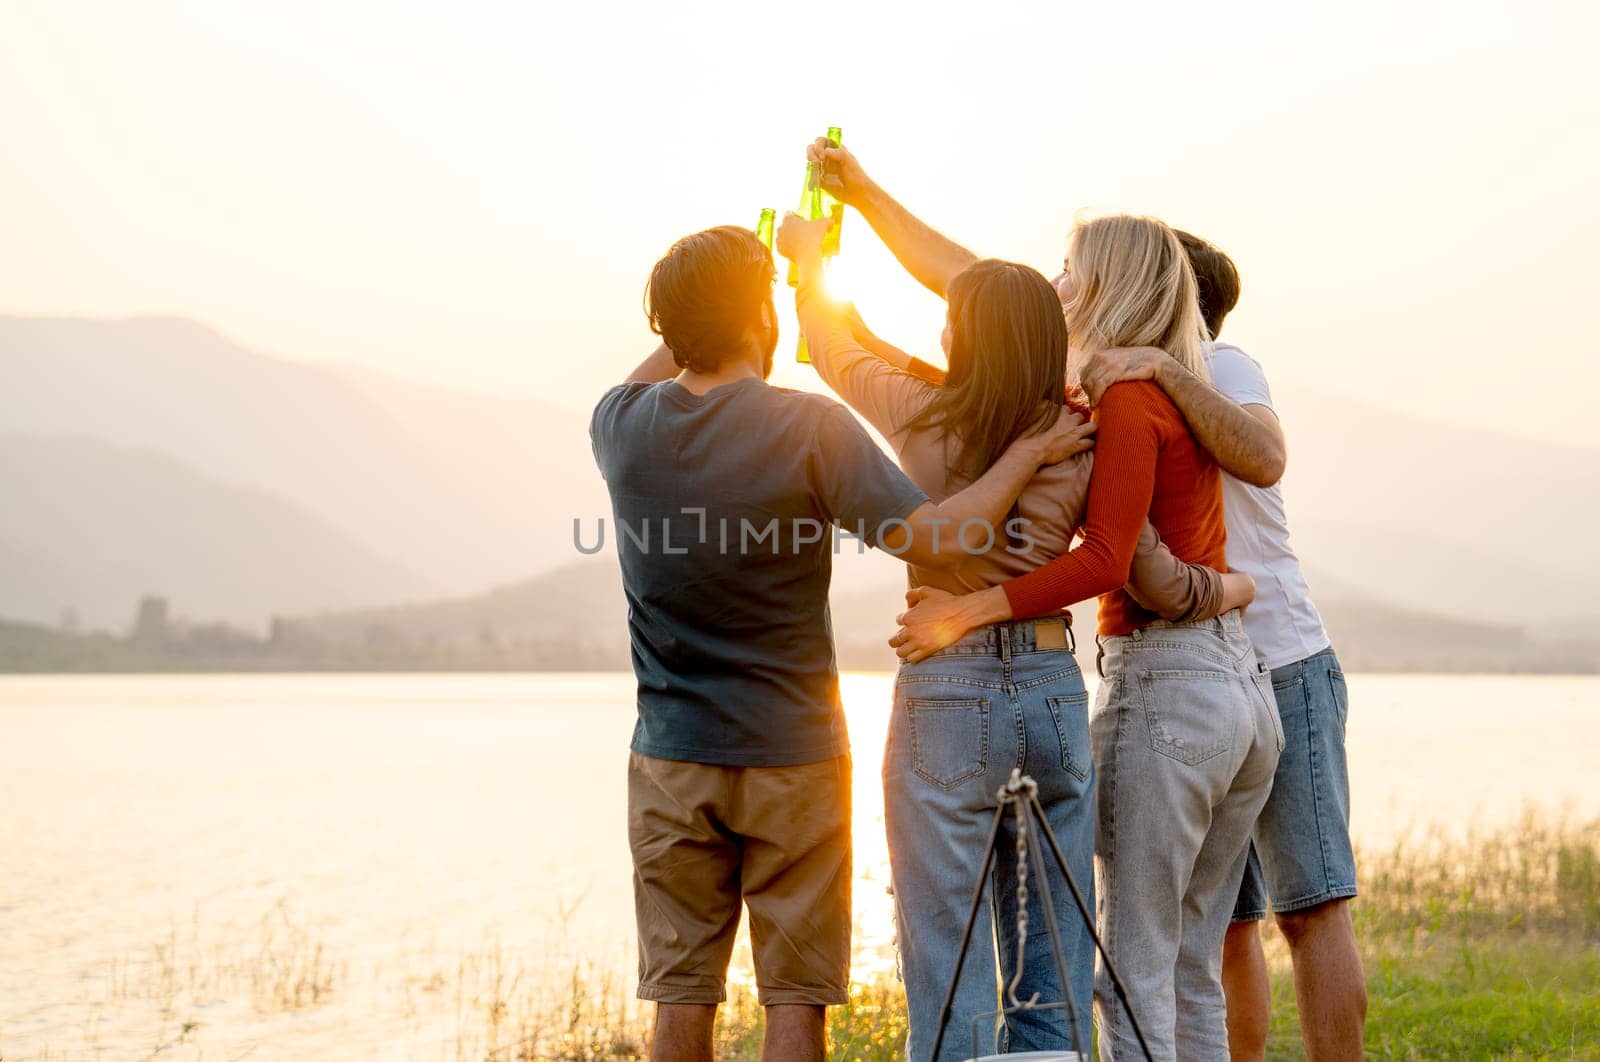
[1078,232,1367,1061]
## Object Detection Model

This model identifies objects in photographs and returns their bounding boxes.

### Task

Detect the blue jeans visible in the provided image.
[885,616,1095,1062]
[1233,646,1358,920]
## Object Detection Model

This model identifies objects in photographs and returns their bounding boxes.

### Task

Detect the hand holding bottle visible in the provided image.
[776,212,832,273]
[806,138,872,207]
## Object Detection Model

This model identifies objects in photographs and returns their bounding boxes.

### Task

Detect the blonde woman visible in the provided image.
[813,142,1284,1060]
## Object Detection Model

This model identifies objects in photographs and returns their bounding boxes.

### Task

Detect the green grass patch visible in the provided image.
[1265,934,1600,1060]
[1247,813,1600,1060]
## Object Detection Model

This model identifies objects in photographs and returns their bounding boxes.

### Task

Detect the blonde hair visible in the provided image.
[1064,215,1210,382]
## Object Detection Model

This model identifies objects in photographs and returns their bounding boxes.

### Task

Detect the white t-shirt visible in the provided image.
[1207,343,1331,670]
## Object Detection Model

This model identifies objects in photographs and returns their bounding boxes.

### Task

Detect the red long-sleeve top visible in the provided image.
[900,359,1228,635]
[1001,380,1229,635]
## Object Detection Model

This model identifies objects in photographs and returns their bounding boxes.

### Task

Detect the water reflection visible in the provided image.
[2,672,1598,1058]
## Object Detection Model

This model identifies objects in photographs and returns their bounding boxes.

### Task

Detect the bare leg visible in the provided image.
[650,1003,717,1062]
[1222,920,1271,1062]
[761,1004,826,1062]
[1277,899,1367,1061]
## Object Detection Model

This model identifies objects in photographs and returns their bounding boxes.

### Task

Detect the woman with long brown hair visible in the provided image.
[777,210,1252,1061]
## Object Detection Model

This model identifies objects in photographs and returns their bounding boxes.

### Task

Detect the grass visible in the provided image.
[107,897,342,1017]
[451,813,1600,1060]
[29,813,1600,1060]
[1354,938,1600,1060]
[1276,812,1600,1061]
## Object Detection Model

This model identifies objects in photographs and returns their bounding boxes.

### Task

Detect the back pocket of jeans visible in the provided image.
[1136,670,1240,766]
[906,698,989,789]
[1045,693,1091,782]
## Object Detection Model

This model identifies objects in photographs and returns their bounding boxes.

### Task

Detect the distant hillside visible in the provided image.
[276,559,1597,676]
[1268,383,1600,625]
[3,312,1596,653]
[0,434,430,629]
[5,549,1593,672]
[0,316,609,601]
[288,560,628,655]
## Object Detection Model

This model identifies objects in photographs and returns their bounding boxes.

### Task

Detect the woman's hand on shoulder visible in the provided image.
[1030,406,1098,465]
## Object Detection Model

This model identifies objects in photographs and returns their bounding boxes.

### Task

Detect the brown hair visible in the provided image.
[907,259,1067,483]
[1174,229,1240,339]
[644,226,775,374]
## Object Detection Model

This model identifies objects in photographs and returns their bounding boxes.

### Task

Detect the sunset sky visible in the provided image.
[3,1,1597,447]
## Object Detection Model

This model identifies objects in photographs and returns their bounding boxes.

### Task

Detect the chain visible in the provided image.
[1001,769,1040,1010]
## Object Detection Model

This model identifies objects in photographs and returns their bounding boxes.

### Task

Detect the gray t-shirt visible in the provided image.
[590,376,929,766]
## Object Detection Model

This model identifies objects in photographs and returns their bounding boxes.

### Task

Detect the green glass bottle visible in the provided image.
[789,161,822,362]
[755,207,775,251]
[794,126,842,363]
[786,172,824,289]
[819,126,844,258]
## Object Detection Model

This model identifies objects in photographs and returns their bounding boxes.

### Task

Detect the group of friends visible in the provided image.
[589,139,1364,1061]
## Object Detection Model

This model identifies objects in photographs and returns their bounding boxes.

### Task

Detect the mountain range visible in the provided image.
[1,313,1595,672]
[0,315,608,626]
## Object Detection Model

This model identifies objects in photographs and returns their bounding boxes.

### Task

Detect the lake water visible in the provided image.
[4,672,1599,1059]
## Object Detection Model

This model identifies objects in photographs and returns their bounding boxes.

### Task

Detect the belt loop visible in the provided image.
[1065,618,1077,656]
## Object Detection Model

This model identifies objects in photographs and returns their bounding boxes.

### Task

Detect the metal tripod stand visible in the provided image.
[927,769,1155,1062]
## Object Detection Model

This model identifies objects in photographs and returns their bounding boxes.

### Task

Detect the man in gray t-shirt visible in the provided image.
[1080,232,1366,1061]
[594,220,1091,1060]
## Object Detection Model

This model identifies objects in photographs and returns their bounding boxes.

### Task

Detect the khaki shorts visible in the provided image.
[628,751,851,1007]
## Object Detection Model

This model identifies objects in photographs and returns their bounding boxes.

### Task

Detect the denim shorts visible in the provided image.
[1233,646,1359,920]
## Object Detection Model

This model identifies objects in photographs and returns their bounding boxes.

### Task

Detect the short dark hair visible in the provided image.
[1174,229,1240,338]
[644,226,774,374]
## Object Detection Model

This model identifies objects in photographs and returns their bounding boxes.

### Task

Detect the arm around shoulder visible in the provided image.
[624,343,678,385]
[1153,357,1286,487]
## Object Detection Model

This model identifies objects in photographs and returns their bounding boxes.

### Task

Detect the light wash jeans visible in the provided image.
[1091,611,1283,1061]
[885,616,1095,1062]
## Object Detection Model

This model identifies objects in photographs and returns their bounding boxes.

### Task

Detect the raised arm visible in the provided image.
[624,343,678,384]
[808,139,979,299]
[784,213,932,438]
[843,307,951,387]
[840,303,917,373]
[1079,346,1286,487]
